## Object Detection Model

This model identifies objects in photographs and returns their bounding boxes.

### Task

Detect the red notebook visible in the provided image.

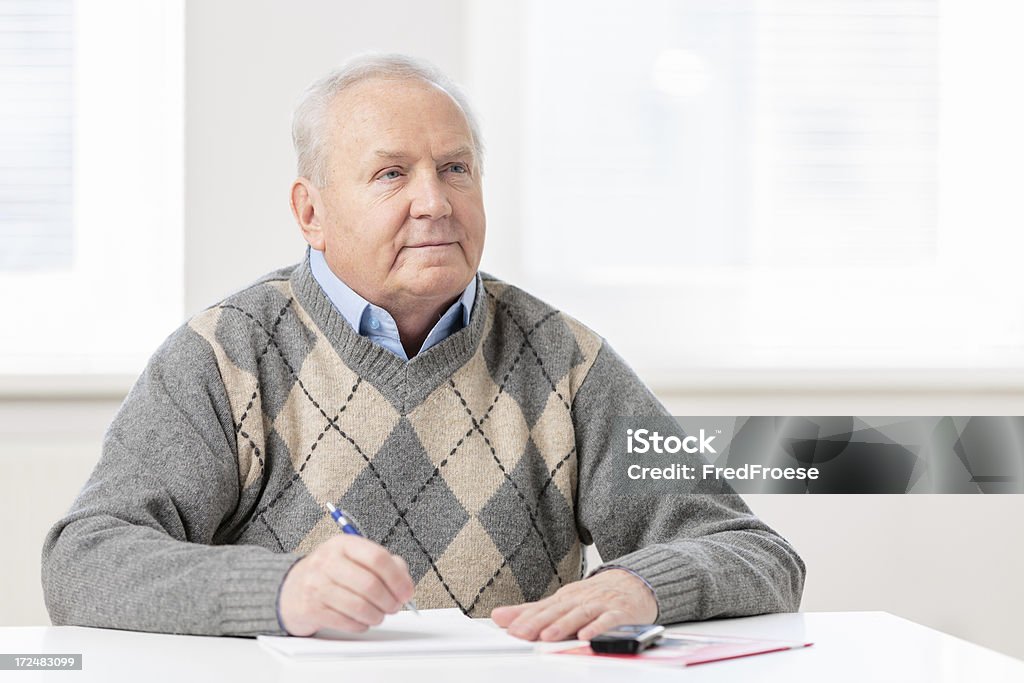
[556,633,813,667]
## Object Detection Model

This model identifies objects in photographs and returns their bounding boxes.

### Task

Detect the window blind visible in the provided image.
[0,0,73,271]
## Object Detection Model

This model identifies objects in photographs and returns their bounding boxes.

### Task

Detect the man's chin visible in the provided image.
[401,264,474,302]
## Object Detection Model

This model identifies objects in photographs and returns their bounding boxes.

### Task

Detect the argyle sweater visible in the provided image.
[41,254,805,636]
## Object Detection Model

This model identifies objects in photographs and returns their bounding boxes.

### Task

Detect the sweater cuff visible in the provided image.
[219,552,303,636]
[599,544,703,625]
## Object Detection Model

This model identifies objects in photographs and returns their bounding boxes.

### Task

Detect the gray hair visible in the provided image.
[292,53,484,187]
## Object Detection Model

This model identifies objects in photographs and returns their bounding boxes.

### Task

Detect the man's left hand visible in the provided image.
[490,568,658,641]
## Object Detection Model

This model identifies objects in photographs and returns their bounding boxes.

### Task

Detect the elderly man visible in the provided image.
[41,54,804,640]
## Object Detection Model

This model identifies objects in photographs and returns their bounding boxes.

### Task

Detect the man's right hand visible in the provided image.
[277,535,416,636]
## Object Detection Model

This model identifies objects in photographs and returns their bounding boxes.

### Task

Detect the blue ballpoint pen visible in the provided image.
[325,502,419,615]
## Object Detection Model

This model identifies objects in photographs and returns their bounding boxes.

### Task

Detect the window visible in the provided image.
[0,0,184,377]
[0,0,73,271]
[469,0,1024,383]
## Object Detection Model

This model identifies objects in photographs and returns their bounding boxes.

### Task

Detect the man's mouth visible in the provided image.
[408,241,456,248]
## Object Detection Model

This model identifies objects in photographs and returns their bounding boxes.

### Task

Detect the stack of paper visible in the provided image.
[258,608,534,659]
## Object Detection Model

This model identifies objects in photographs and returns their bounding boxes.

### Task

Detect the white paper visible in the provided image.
[257,608,534,658]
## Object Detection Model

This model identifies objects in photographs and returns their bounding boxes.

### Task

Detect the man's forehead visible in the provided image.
[327,77,473,154]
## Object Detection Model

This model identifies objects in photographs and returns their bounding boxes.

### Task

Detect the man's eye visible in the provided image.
[447,164,468,174]
[378,169,403,181]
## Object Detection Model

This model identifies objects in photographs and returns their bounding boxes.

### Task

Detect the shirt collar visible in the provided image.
[308,247,477,357]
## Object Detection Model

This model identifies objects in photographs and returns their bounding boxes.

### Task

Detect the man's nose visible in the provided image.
[409,170,452,220]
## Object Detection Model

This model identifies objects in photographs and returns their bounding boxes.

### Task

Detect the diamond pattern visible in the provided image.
[477,477,534,558]
[199,268,604,616]
[256,474,323,551]
[507,533,558,602]
[433,517,507,607]
[218,300,317,424]
[189,307,265,490]
[530,376,578,502]
[340,418,469,586]
[483,297,580,428]
[273,338,400,505]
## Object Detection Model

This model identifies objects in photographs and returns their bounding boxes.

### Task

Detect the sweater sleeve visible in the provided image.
[40,324,302,636]
[573,343,806,625]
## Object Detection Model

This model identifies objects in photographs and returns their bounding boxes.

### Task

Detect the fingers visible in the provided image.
[538,602,611,641]
[490,603,527,627]
[573,609,631,642]
[277,535,417,637]
[506,599,577,641]
[324,561,400,616]
[311,580,386,629]
[392,553,411,579]
[317,605,371,634]
[337,536,416,605]
[495,570,660,642]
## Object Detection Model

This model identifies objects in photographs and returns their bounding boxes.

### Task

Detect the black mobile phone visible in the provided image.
[589,624,666,655]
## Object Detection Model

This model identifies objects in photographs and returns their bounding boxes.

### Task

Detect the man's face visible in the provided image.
[312,77,485,312]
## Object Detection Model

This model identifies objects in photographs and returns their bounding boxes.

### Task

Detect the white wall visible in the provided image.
[1,0,1022,665]
[0,400,118,630]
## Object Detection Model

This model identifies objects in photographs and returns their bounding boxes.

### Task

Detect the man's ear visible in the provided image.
[290,178,326,251]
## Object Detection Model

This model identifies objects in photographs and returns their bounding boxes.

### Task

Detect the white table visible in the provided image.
[2,612,1022,682]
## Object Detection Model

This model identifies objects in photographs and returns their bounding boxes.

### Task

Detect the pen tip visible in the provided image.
[325,502,338,513]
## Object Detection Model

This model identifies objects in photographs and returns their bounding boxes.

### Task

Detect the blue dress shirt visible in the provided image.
[309,247,477,362]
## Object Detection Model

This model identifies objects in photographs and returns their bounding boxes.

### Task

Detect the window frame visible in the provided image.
[0,0,185,389]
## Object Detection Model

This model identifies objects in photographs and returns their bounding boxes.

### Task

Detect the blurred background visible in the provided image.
[1,0,1022,659]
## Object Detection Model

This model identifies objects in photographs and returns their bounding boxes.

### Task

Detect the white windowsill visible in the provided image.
[641,368,1024,394]
[0,369,1021,401]
[0,375,136,400]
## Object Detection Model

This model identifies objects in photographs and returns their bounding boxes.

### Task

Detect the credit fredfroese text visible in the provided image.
[625,428,820,482]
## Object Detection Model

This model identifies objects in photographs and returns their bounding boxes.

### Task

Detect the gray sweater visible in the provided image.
[41,255,805,636]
